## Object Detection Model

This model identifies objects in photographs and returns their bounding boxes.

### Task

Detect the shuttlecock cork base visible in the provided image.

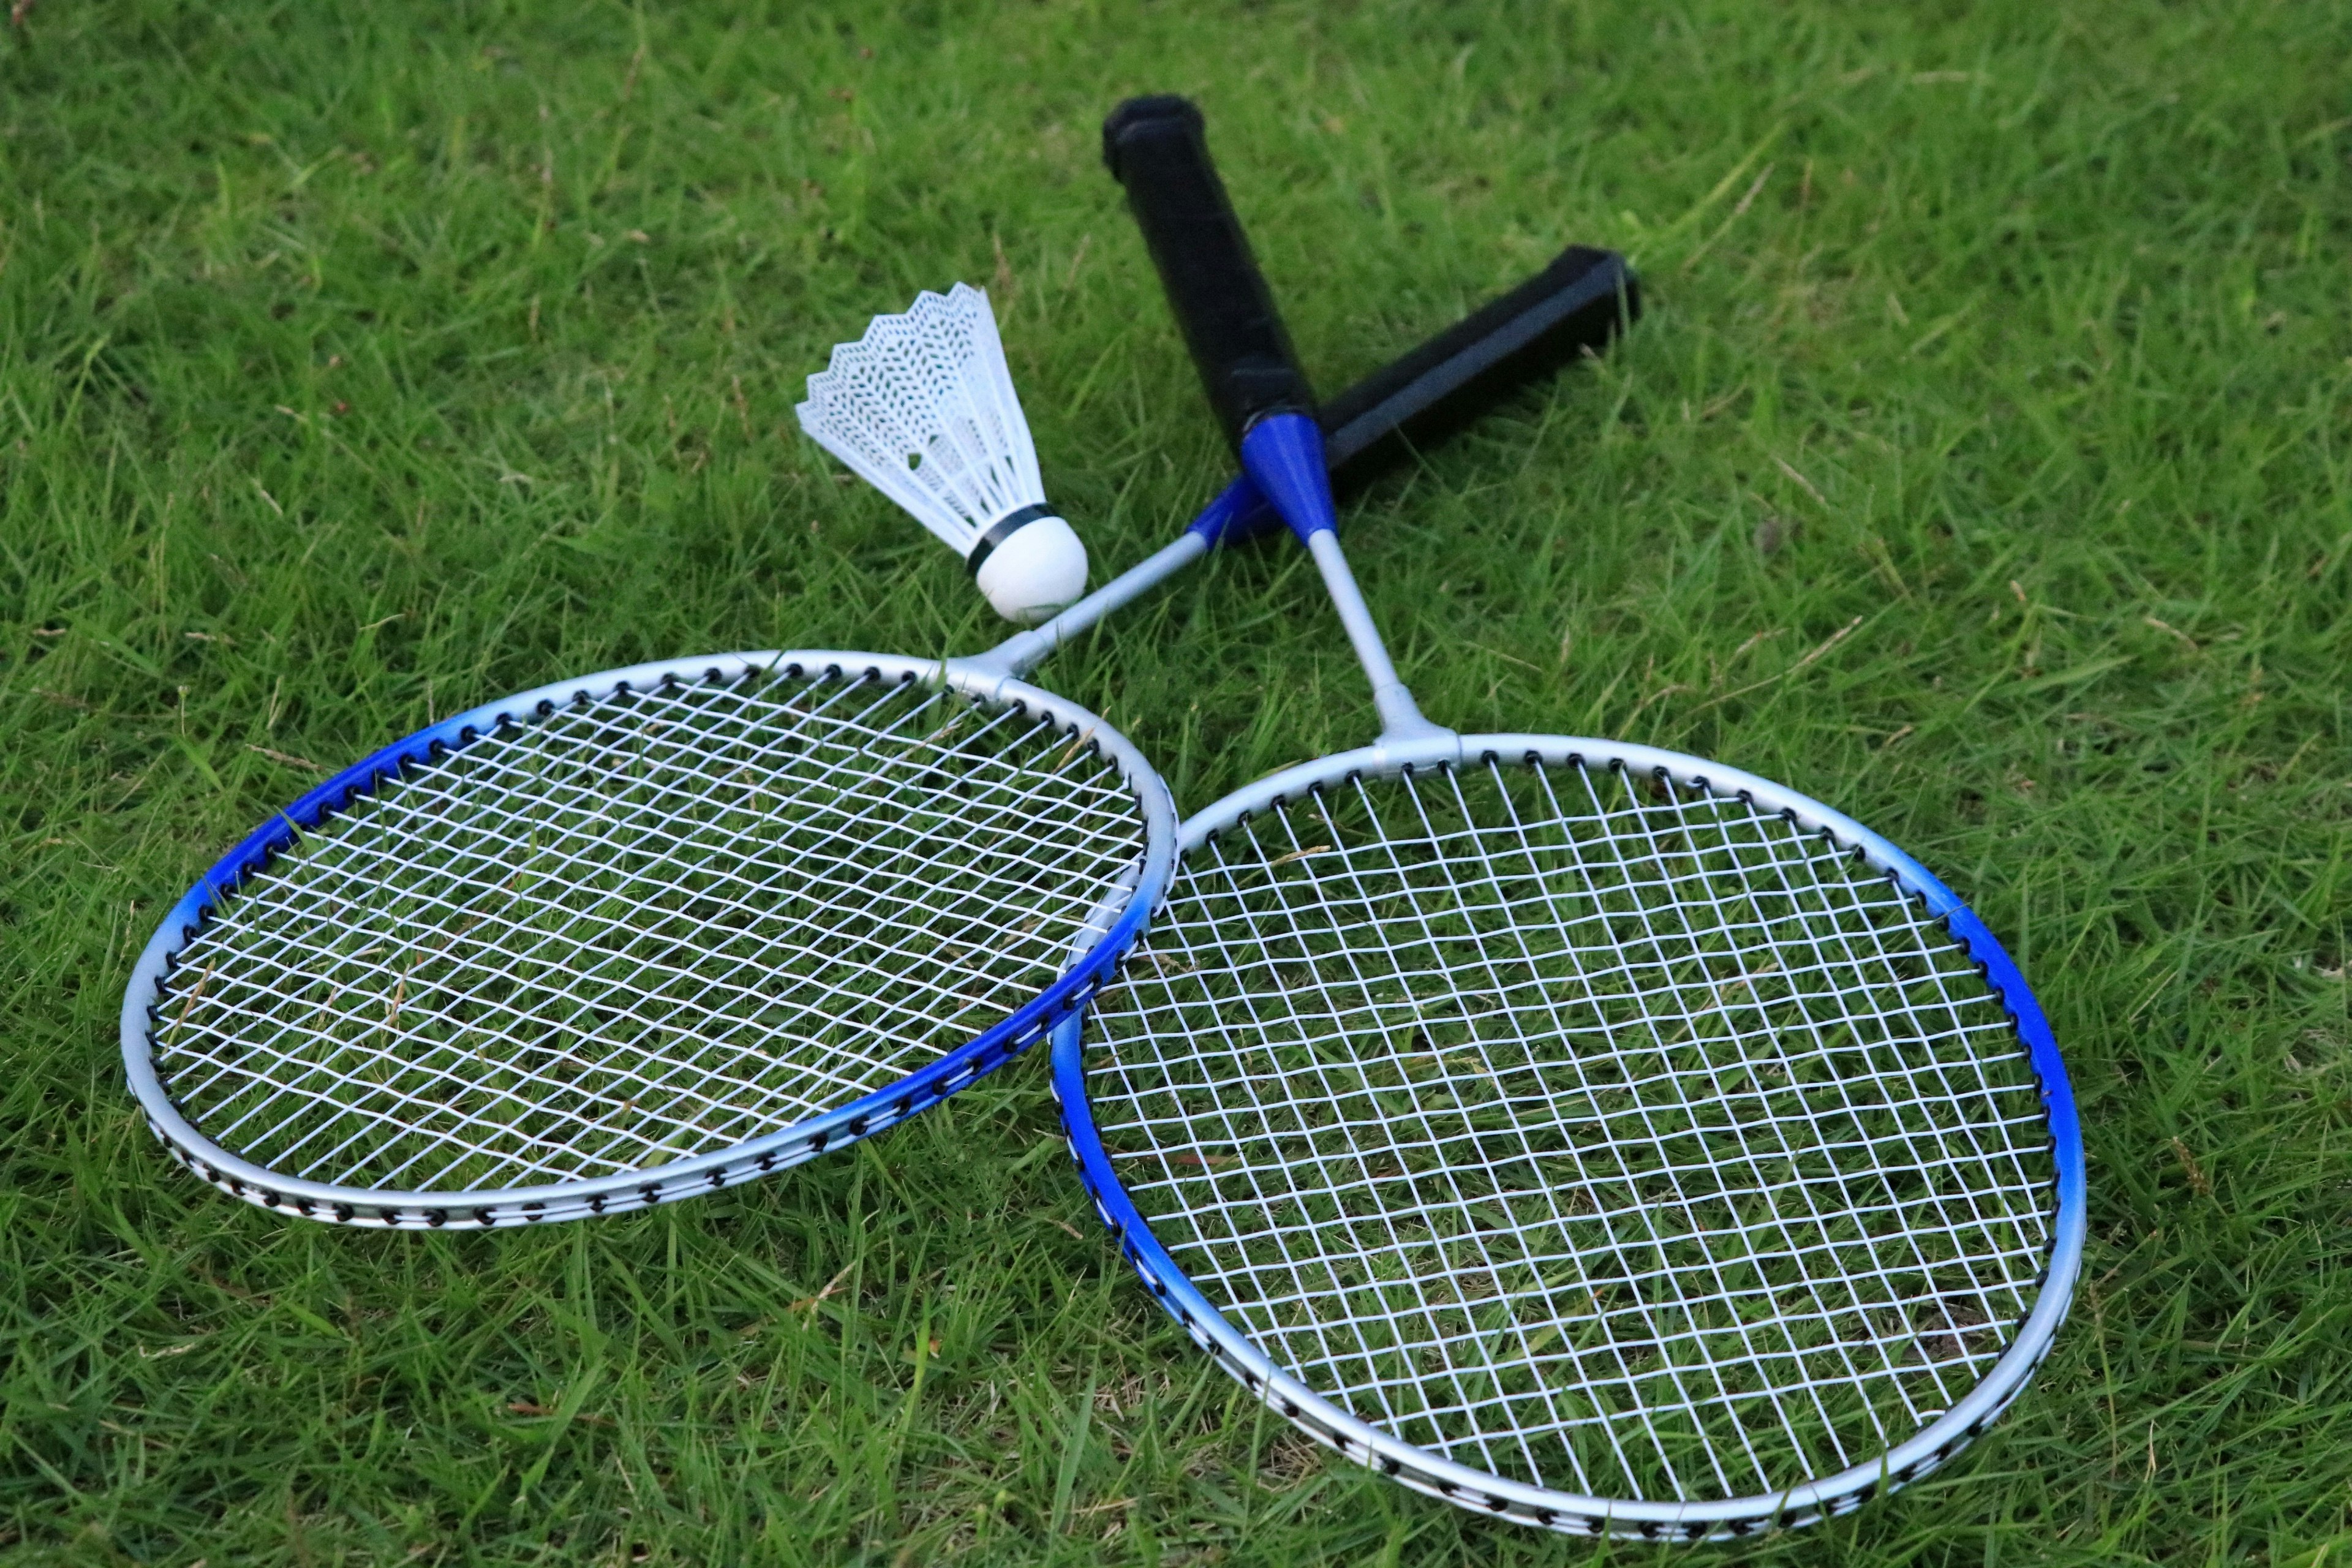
[964,505,1089,625]
[799,284,1090,624]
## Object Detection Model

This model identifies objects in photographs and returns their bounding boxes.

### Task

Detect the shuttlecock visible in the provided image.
[797,284,1089,625]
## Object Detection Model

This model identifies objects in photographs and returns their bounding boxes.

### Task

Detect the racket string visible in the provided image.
[165,682,1138,1185]
[1087,755,2052,1504]
[151,669,1150,1194]
[1532,763,1984,1483]
[1406,766,1782,1496]
[174,688,1091,1158]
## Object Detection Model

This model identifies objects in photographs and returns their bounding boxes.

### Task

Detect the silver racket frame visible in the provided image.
[122,650,1175,1229]
[1051,731,2086,1542]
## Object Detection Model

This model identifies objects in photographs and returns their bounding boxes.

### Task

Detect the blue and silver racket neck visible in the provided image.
[1240,412,1451,747]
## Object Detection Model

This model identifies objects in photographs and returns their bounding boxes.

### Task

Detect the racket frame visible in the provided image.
[123,649,1174,1229]
[1051,730,2086,1539]
[1090,90,2082,1536]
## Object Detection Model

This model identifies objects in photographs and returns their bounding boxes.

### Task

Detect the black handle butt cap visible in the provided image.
[1103,95,1203,181]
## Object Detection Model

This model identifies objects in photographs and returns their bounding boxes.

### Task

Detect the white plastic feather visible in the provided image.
[798,284,1088,622]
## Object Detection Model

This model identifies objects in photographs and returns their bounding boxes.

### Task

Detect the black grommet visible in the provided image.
[426,1210,447,1227]
[811,1132,829,1152]
[333,1203,353,1223]
[588,1194,607,1213]
[641,1184,660,1204]
[474,1208,494,1226]
[846,1117,867,1136]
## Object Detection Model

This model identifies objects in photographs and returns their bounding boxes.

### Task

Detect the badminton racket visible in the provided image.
[1054,94,2085,1540]
[120,246,1634,1229]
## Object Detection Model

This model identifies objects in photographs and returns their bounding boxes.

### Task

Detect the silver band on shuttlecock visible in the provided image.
[964,503,1060,576]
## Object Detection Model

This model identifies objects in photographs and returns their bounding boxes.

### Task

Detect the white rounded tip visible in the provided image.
[974,516,1088,625]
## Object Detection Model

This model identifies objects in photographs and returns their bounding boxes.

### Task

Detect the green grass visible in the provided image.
[3,0,2348,1561]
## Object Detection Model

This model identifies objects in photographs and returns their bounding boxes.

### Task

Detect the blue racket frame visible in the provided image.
[122,651,1174,1229]
[1051,731,2086,1541]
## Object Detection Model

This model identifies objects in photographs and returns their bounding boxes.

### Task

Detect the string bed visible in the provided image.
[149,667,1148,1196]
[1084,754,2057,1507]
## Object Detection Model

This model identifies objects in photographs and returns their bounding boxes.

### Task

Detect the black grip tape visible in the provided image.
[1321,246,1641,501]
[1102,96,1313,448]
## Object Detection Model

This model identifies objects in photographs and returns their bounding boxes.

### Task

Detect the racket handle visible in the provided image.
[1102,96,1316,447]
[1321,245,1638,487]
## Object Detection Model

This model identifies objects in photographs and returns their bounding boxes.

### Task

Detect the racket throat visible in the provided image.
[1303,528,1454,748]
[1237,415,1453,750]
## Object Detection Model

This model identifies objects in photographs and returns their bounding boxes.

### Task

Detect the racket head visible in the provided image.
[124,650,1174,1228]
[1052,733,2082,1539]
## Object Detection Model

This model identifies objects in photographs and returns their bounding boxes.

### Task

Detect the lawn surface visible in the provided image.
[4,1,2350,1562]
